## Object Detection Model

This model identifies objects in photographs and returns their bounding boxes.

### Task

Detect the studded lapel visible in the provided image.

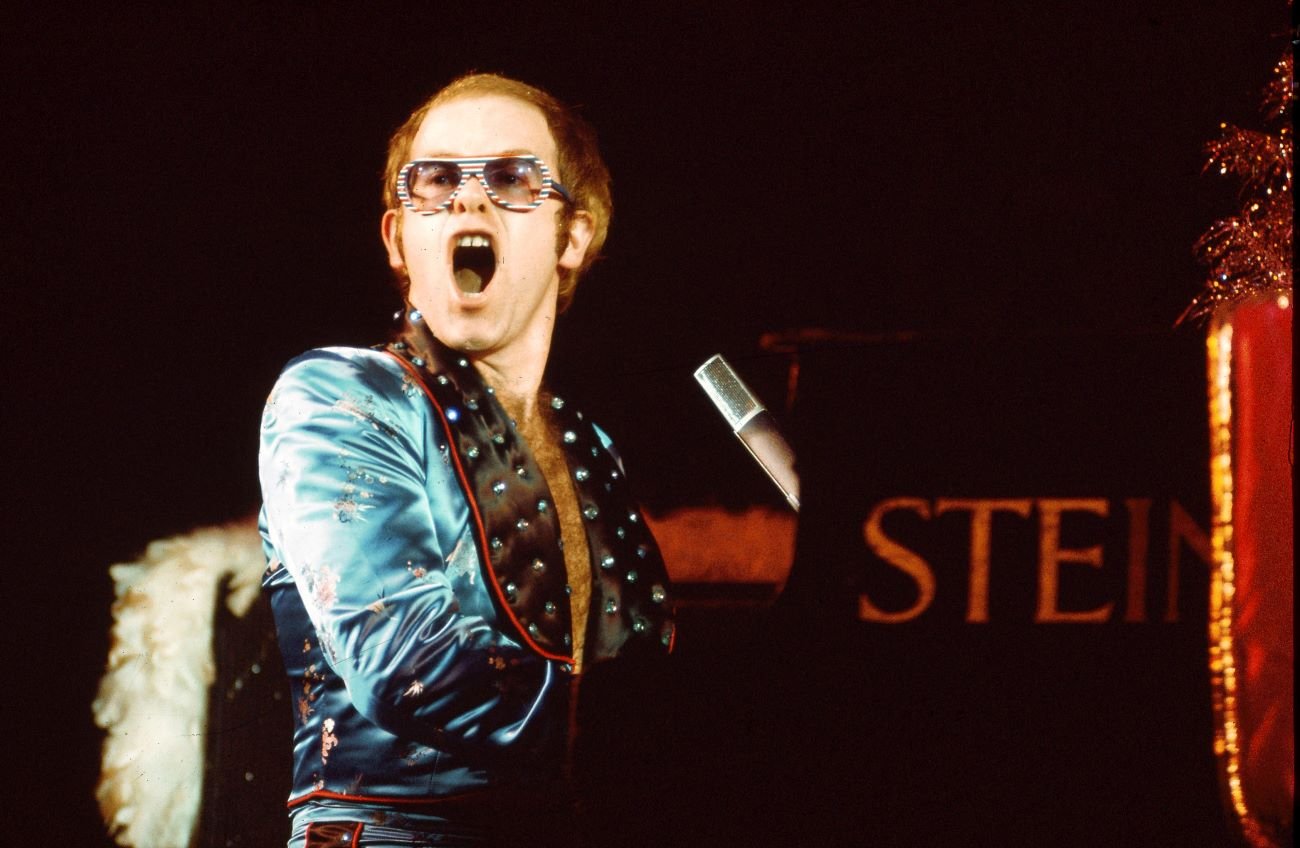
[383,313,674,667]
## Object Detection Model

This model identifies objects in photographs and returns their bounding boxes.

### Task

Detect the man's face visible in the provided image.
[382,94,591,361]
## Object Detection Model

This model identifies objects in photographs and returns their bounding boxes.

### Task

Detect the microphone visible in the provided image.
[694,354,800,511]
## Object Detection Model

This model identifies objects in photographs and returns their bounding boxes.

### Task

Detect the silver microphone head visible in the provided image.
[694,354,764,432]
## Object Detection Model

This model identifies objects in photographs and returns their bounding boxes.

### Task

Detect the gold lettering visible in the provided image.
[1124,498,1151,622]
[936,499,1033,622]
[859,498,935,622]
[1035,498,1113,623]
[1166,500,1212,622]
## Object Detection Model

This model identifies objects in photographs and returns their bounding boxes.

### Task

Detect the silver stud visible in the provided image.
[583,505,599,520]
[458,358,469,368]
[626,570,638,583]
[527,622,541,637]
[563,430,577,444]
[490,537,503,550]
[412,356,426,367]
[561,662,573,673]
[492,433,506,445]
[637,544,649,559]
[446,407,460,422]
[467,446,480,459]
[564,584,572,595]
[563,634,572,646]
[516,518,529,531]
[532,558,546,573]
[575,468,589,482]
[515,465,528,478]
[551,396,565,410]
[601,554,615,569]
[504,581,517,599]
[604,598,618,615]
[590,447,599,457]
[628,511,639,523]
[485,386,494,394]
[651,585,666,604]
[544,601,557,615]
[393,341,406,350]
[436,374,450,385]
[410,309,422,322]
[537,499,549,512]
[662,629,673,646]
[492,480,506,495]
[633,617,648,633]
[616,527,626,539]
[466,398,479,411]
[610,469,620,479]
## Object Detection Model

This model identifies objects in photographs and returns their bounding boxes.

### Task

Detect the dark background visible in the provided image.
[3,2,1288,844]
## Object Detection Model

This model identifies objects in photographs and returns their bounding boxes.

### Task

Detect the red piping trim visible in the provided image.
[288,788,488,808]
[384,351,572,664]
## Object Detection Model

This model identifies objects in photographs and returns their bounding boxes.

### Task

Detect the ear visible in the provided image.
[381,209,405,272]
[557,210,595,272]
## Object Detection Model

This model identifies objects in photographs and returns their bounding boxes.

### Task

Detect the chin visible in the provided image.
[430,318,502,354]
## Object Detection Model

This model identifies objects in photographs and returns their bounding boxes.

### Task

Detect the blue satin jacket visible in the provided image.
[258,319,674,831]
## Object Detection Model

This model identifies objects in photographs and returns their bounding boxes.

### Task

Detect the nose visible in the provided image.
[452,175,491,213]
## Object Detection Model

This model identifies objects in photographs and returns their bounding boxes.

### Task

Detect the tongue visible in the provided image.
[454,267,485,293]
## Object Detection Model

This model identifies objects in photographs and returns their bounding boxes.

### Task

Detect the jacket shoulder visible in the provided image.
[274,346,410,393]
[262,346,428,440]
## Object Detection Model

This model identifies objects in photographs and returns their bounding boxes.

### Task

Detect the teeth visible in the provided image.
[456,234,491,248]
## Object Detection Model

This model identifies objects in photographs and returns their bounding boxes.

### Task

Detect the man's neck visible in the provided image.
[432,280,560,428]
[471,344,549,430]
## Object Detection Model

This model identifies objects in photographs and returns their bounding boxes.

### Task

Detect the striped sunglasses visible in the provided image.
[396,155,572,214]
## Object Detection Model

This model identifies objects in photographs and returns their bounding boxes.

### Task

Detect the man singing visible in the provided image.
[259,73,675,847]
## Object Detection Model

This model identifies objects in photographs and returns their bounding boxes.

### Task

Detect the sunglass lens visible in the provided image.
[484,158,546,206]
[407,162,462,210]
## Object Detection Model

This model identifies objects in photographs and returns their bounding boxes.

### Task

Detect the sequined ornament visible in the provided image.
[1184,50,1293,322]
[1192,34,1295,848]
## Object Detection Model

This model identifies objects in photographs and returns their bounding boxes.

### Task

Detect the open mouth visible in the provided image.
[452,234,496,294]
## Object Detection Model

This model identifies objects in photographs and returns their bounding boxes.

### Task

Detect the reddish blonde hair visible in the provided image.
[383,73,613,312]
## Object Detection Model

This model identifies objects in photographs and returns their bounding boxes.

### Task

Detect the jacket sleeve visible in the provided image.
[259,348,555,753]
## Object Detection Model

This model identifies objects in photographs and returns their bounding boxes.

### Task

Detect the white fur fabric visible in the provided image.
[92,518,265,848]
